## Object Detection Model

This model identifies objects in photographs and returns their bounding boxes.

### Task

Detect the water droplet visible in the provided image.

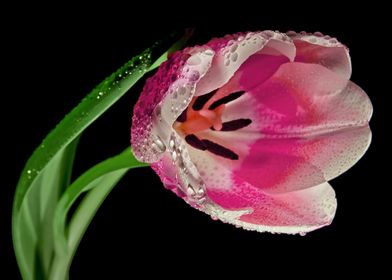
[189,71,200,81]
[197,188,205,196]
[27,170,32,175]
[154,137,166,152]
[187,55,202,65]
[299,232,307,236]
[178,87,186,96]
[169,139,175,149]
[231,52,238,62]
[230,44,238,52]
[187,184,196,195]
[204,50,214,56]
[286,30,297,36]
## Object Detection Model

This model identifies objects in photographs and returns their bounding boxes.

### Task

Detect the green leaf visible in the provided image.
[13,30,192,280]
[14,140,80,279]
[49,148,147,280]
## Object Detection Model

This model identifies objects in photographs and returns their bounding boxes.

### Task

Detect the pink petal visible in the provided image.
[287,31,351,79]
[131,47,214,163]
[196,31,295,97]
[235,62,372,193]
[235,126,371,194]
[153,146,337,234]
[206,178,337,234]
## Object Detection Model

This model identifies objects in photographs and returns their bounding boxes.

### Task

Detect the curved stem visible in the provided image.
[49,148,147,280]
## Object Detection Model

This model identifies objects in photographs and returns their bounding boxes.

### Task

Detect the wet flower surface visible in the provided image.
[131,31,372,234]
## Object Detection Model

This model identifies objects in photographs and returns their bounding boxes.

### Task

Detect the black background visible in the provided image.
[3,3,389,278]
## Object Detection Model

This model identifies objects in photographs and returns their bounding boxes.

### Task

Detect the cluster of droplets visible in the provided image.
[201,179,336,235]
[131,47,215,163]
[166,48,213,118]
[20,49,156,194]
[287,30,343,47]
[96,51,152,101]
[26,168,38,181]
[167,133,207,206]
[220,31,291,68]
[131,49,192,163]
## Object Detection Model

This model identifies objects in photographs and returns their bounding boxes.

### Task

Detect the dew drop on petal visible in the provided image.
[231,52,238,62]
[154,137,166,152]
[187,55,202,65]
[189,71,200,81]
[169,139,175,149]
[178,87,186,96]
[230,44,238,52]
[172,151,177,161]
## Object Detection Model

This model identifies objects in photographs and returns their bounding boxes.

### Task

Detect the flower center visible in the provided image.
[173,89,252,160]
[174,103,225,135]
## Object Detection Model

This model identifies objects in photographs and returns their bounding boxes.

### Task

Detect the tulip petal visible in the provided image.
[131,47,215,163]
[205,180,336,234]
[196,31,295,97]
[287,31,351,79]
[154,145,336,234]
[236,62,372,193]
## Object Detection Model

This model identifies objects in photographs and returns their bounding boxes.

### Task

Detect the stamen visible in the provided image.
[185,134,207,151]
[211,118,252,131]
[202,139,239,160]
[208,91,245,110]
[192,89,217,111]
[176,109,187,122]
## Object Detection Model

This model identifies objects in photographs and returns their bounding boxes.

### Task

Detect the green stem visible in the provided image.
[49,148,147,280]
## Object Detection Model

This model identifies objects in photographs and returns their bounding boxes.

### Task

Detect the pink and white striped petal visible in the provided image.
[131,47,214,163]
[206,180,337,234]
[287,31,351,79]
[196,31,295,97]
[153,147,336,234]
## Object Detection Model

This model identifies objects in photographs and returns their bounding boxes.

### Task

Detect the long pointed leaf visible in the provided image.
[13,30,192,279]
[14,141,80,279]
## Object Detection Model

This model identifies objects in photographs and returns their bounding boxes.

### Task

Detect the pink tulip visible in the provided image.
[131,31,372,234]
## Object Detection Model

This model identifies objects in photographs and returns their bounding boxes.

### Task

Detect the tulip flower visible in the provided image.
[131,30,372,234]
